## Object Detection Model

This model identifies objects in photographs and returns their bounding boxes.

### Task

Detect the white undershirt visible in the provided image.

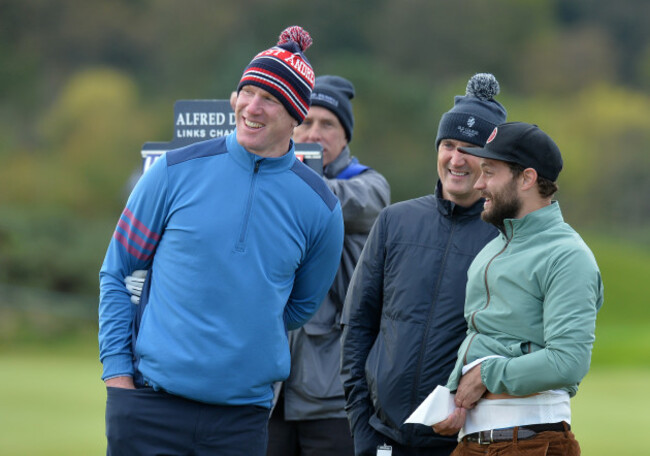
[458,357,571,440]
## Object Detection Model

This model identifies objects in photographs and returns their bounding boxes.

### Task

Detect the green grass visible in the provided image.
[0,338,106,456]
[591,322,650,366]
[581,232,650,326]
[1,337,649,455]
[573,366,650,455]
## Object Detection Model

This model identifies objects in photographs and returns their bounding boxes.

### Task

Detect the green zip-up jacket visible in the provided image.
[446,202,603,398]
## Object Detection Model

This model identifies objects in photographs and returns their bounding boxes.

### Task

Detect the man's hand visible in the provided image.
[433,364,487,435]
[105,376,135,389]
[454,364,487,409]
[432,407,466,436]
[125,270,148,305]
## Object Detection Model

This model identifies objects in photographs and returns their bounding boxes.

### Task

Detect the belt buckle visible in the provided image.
[477,429,493,445]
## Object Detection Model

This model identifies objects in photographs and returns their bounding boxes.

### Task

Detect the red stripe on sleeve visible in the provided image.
[117,218,157,252]
[114,231,153,262]
[123,208,161,241]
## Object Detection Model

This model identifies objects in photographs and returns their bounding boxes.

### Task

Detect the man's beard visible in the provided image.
[481,179,521,231]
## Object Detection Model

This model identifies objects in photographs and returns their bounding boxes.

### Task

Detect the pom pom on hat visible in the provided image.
[238,26,315,124]
[465,72,500,101]
[435,73,507,149]
[278,26,313,52]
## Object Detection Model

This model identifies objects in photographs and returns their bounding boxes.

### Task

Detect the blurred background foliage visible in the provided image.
[0,0,649,323]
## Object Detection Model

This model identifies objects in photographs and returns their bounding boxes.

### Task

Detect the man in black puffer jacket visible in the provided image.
[341,73,506,456]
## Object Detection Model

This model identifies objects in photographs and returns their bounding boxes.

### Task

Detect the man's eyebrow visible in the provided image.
[480,159,498,169]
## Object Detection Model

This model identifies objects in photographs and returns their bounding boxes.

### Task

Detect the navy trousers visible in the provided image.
[105,386,269,456]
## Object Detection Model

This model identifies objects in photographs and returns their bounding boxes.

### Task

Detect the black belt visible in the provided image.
[463,422,569,444]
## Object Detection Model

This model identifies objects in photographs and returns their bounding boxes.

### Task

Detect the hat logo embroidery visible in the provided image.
[456,124,478,139]
[312,93,339,107]
[467,116,475,128]
[487,127,498,144]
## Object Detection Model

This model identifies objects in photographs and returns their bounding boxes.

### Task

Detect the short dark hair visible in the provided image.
[507,162,558,198]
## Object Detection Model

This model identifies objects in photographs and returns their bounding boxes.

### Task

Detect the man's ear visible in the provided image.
[229,91,237,110]
[520,168,538,191]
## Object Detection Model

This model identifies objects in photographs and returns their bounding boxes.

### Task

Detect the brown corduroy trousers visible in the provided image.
[450,422,580,456]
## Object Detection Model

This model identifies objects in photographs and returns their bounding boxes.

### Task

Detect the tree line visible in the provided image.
[0,0,648,295]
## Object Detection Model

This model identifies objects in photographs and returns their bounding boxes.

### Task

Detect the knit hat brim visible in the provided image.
[310,75,355,142]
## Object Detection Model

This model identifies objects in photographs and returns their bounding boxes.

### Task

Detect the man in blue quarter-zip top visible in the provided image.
[98,26,344,456]
[434,122,603,455]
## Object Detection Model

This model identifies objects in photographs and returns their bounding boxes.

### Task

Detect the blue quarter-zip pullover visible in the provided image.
[99,131,344,407]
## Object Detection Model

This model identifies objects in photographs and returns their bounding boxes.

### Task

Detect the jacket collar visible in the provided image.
[435,180,486,218]
[501,201,563,239]
[323,145,351,178]
[227,129,296,173]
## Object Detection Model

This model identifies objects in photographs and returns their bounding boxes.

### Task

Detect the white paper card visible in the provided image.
[404,385,456,426]
[376,444,392,456]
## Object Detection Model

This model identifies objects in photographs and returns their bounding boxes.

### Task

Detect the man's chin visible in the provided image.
[237,131,261,149]
[480,209,496,225]
[238,140,262,155]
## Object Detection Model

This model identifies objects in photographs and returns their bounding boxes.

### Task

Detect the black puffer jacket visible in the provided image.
[341,182,497,449]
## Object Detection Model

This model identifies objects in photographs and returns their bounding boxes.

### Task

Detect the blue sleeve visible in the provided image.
[283,202,344,331]
[98,155,169,381]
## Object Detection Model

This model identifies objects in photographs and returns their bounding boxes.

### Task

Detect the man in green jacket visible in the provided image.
[434,122,603,455]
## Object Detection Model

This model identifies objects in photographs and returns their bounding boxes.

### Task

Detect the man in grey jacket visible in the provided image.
[341,74,506,456]
[267,75,391,456]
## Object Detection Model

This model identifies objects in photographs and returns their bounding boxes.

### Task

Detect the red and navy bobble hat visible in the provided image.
[237,26,315,124]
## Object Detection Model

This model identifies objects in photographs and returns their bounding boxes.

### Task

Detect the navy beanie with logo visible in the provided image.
[310,75,355,142]
[435,73,507,149]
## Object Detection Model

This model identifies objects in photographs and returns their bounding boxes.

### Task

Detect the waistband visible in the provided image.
[459,390,571,438]
[463,421,569,445]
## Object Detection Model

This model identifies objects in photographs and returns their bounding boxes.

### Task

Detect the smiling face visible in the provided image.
[437,139,483,207]
[293,106,347,166]
[235,85,297,158]
[474,158,522,230]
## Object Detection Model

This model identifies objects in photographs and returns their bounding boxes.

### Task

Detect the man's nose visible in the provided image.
[474,175,486,190]
[449,148,466,165]
[305,127,321,142]
[246,95,264,113]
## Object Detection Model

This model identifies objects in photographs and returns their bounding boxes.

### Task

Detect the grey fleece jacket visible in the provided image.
[279,146,390,420]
